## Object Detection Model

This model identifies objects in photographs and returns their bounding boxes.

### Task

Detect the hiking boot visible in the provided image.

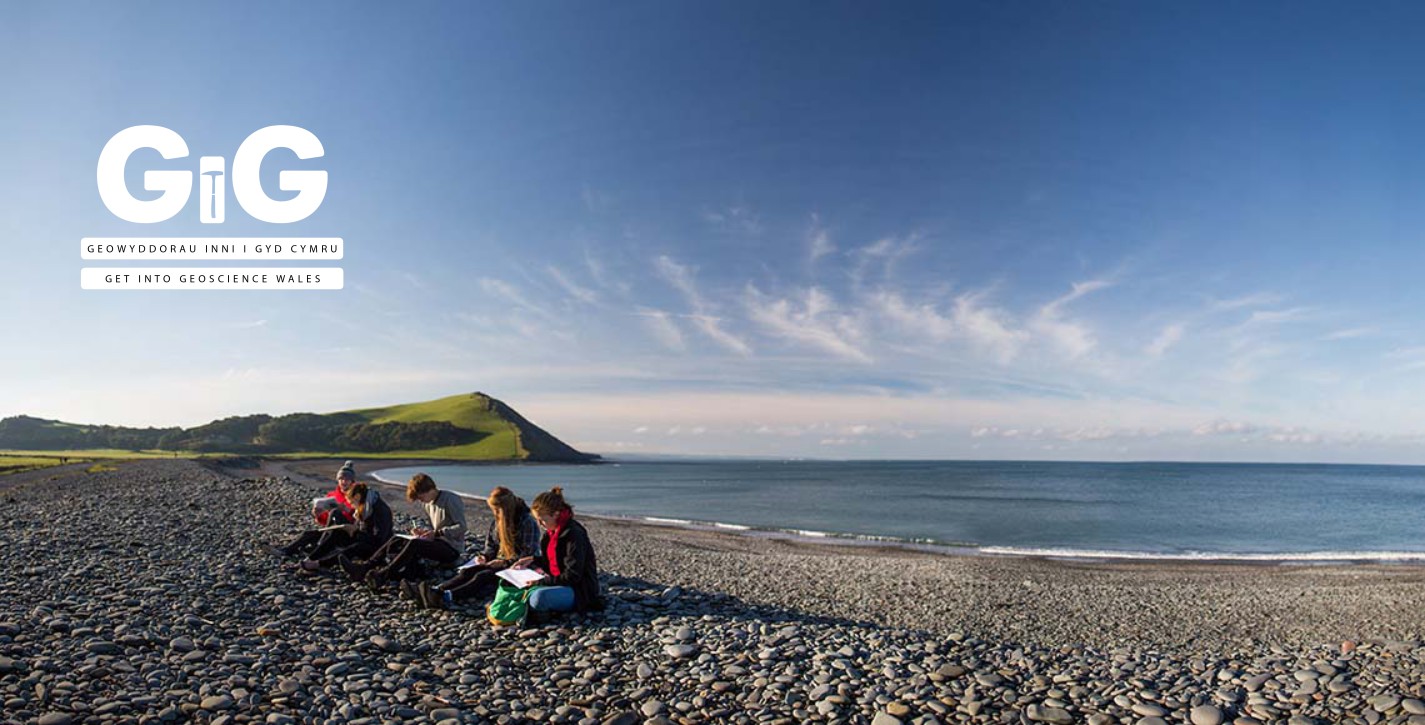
[420,583,447,610]
[398,579,419,602]
[337,554,368,583]
[364,568,388,592]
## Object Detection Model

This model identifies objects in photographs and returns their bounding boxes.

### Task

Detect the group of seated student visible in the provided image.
[272,461,601,619]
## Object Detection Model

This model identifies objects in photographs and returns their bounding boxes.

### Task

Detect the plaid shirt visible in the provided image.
[480,511,542,561]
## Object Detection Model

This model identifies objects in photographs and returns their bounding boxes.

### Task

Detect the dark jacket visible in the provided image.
[531,518,602,611]
[354,492,393,549]
[479,502,541,561]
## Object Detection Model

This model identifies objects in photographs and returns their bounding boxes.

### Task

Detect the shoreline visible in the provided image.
[341,458,1425,568]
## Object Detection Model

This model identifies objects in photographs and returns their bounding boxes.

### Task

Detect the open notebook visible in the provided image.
[495,568,544,588]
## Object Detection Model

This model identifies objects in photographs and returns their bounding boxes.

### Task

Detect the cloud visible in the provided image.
[1322,327,1377,341]
[1041,279,1112,316]
[869,289,1027,363]
[655,256,753,356]
[687,314,754,356]
[702,204,762,235]
[872,291,955,341]
[744,285,871,363]
[636,309,687,352]
[953,293,1025,363]
[1192,420,1258,436]
[1243,307,1312,326]
[807,214,835,263]
[478,277,555,321]
[1145,323,1184,357]
[230,320,268,329]
[851,235,919,285]
[1032,279,1111,359]
[1210,292,1282,311]
[655,256,703,306]
[547,266,599,305]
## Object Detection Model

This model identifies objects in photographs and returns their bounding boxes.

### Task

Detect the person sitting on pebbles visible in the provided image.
[339,472,466,588]
[270,460,359,558]
[508,486,603,617]
[298,482,393,572]
[406,485,542,609]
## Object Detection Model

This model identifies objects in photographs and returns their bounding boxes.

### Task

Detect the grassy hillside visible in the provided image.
[0,392,596,463]
[347,392,523,459]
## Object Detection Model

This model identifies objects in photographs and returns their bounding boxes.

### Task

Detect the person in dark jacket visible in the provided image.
[510,486,601,614]
[270,461,358,558]
[409,486,541,609]
[300,483,393,571]
[340,473,466,587]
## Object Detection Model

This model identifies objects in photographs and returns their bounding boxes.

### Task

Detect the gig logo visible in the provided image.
[96,125,328,224]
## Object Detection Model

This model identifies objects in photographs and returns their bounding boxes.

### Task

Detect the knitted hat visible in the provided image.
[337,460,356,480]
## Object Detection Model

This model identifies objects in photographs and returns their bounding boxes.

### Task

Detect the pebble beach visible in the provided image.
[3,459,1425,725]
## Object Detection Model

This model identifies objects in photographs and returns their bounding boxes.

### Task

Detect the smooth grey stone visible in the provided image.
[1190,705,1224,725]
[663,644,697,659]
[201,695,235,711]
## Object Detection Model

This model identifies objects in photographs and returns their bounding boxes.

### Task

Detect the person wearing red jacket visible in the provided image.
[271,461,359,558]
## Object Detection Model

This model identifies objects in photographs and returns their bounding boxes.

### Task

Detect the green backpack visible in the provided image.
[486,581,534,626]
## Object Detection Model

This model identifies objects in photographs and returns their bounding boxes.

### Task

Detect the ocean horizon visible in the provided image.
[372,459,1425,563]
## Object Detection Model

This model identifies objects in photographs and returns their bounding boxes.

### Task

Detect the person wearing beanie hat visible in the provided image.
[268,460,360,558]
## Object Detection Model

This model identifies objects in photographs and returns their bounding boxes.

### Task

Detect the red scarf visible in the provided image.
[545,509,572,577]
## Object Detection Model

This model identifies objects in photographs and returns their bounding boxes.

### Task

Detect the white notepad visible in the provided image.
[496,568,544,588]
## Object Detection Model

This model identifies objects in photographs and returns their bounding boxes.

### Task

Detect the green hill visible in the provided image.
[0,392,597,463]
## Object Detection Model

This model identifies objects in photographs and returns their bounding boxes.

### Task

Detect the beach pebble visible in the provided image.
[1133,703,1168,717]
[1192,705,1224,725]
[201,695,235,711]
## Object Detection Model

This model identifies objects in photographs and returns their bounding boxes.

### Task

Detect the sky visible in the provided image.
[5,2,1425,462]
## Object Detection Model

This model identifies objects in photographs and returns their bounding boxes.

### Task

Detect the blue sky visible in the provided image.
[5,2,1425,462]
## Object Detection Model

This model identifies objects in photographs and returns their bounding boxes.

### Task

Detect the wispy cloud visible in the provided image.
[1145,323,1184,357]
[635,308,687,352]
[687,314,754,356]
[851,235,919,286]
[1322,327,1378,341]
[807,214,835,264]
[1210,292,1282,311]
[1031,279,1111,359]
[1242,306,1313,326]
[478,277,559,323]
[744,285,871,363]
[655,255,753,356]
[952,293,1026,363]
[229,320,268,329]
[702,203,762,235]
[547,265,599,305]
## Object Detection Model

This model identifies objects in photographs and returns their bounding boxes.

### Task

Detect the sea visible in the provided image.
[372,459,1425,563]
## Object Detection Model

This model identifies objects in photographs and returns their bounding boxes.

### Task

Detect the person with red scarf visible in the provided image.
[510,486,601,614]
[271,461,358,558]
